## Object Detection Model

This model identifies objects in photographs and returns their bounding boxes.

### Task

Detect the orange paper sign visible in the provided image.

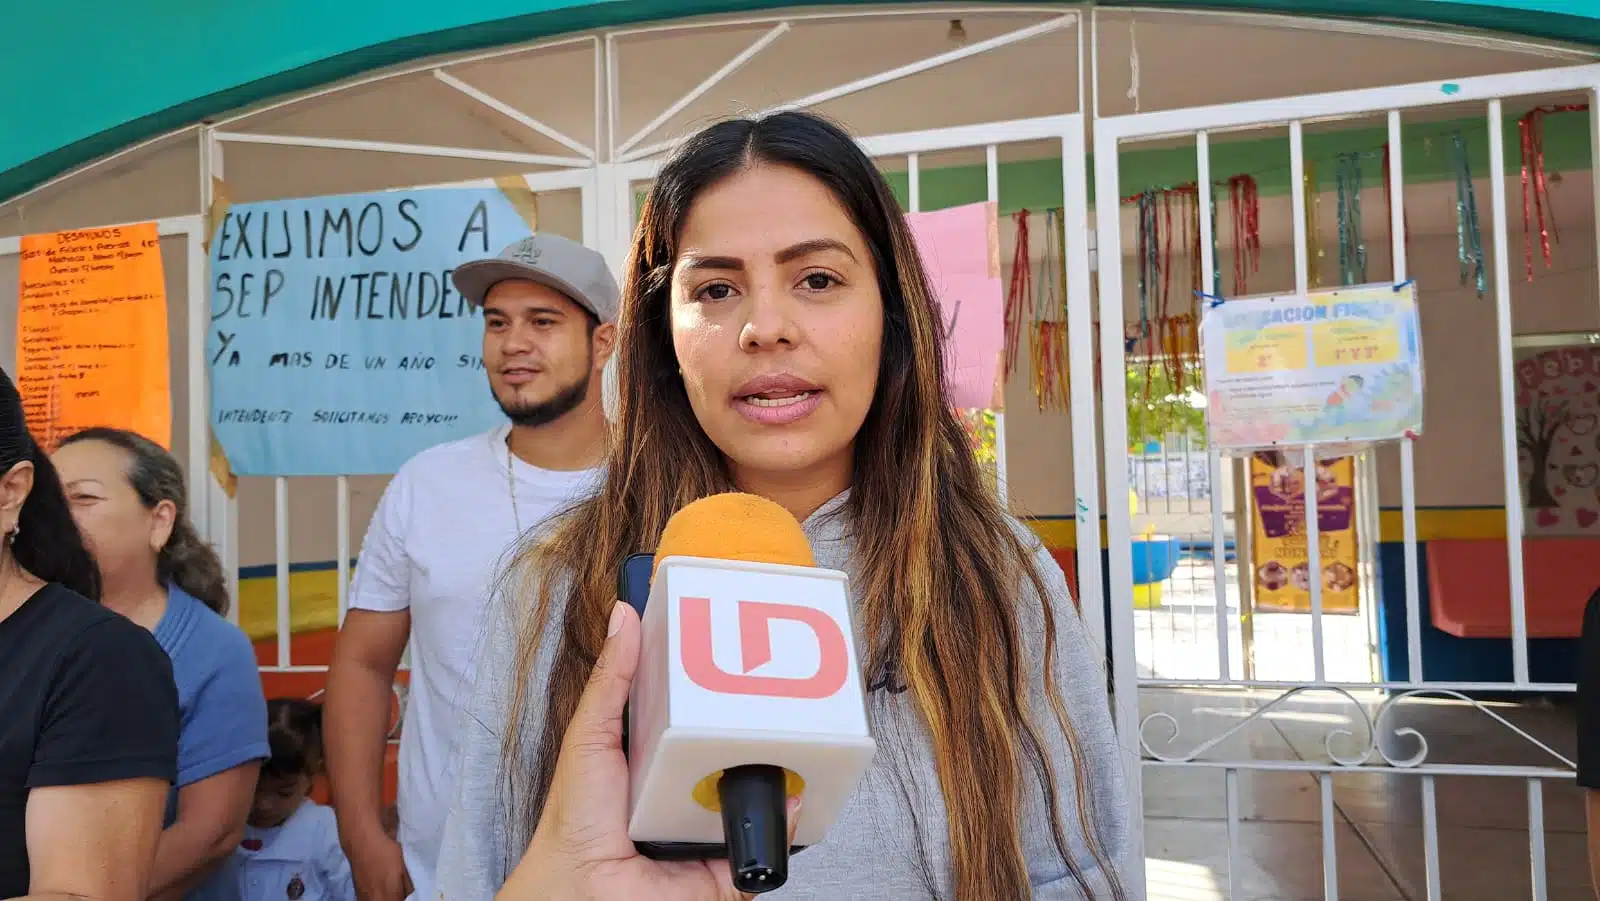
[16,223,171,451]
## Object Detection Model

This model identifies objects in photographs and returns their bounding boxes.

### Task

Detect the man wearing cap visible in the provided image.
[324,234,616,901]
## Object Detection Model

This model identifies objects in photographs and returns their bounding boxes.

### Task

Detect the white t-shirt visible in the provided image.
[348,425,602,901]
[235,801,353,901]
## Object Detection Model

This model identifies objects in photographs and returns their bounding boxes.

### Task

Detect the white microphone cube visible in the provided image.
[627,555,877,847]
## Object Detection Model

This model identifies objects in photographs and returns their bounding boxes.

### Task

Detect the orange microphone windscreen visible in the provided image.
[653,492,816,574]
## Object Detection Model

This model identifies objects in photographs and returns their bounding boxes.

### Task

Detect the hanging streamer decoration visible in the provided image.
[1170,184,1201,395]
[1133,190,1160,409]
[1227,175,1261,295]
[1124,184,1209,406]
[1448,131,1487,297]
[1304,160,1322,289]
[1518,103,1588,282]
[1134,190,1159,350]
[1003,209,1033,378]
[1030,208,1071,412]
[1335,152,1368,286]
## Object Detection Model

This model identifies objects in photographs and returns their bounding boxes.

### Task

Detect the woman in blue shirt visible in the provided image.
[55,427,270,901]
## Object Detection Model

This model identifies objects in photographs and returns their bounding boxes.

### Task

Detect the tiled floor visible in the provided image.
[1133,559,1586,900]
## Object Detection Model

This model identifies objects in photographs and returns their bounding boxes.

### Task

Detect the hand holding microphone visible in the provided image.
[624,493,877,894]
[499,600,801,901]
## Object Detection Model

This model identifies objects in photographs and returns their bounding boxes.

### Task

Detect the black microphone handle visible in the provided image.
[717,764,791,894]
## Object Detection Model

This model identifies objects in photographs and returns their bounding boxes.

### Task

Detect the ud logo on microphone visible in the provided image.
[680,597,849,699]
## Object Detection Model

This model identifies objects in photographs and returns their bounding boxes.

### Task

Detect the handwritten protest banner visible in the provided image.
[17,224,171,451]
[208,188,534,476]
[1248,452,1360,614]
[905,201,1004,410]
[1201,282,1424,450]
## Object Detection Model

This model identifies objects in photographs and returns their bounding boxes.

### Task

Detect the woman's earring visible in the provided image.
[4,524,17,545]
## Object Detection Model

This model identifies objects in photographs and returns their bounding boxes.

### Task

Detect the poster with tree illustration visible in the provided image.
[1515,345,1600,535]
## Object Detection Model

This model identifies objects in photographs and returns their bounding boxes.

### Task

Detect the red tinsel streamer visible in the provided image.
[1032,322,1069,411]
[1518,104,1588,281]
[1003,209,1032,377]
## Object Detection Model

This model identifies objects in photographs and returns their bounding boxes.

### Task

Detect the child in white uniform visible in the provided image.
[236,700,355,901]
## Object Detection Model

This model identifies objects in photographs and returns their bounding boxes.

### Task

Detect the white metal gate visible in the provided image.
[1096,63,1600,899]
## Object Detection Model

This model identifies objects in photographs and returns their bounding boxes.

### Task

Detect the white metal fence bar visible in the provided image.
[906,153,920,212]
[984,144,1010,508]
[1092,121,1145,885]
[206,131,242,622]
[184,227,209,544]
[1306,445,1326,684]
[1286,118,1329,685]
[1196,129,1231,682]
[337,475,351,624]
[605,33,621,158]
[1529,779,1548,901]
[274,476,290,668]
[1486,98,1532,685]
[1421,775,1441,901]
[1320,773,1338,900]
[1289,119,1310,294]
[984,145,1000,209]
[1224,768,1242,901]
[1386,108,1427,686]
[1059,119,1104,661]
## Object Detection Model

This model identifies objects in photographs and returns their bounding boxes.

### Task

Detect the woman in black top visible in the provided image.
[0,366,180,901]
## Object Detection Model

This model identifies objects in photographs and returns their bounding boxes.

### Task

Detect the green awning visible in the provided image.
[3,0,1598,203]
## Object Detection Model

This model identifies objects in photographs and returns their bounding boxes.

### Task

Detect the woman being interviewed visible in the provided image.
[440,110,1129,900]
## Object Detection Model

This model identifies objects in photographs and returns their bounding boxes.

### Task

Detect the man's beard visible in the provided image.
[495,364,594,428]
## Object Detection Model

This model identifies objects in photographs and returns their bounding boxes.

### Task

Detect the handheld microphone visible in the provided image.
[621,493,877,894]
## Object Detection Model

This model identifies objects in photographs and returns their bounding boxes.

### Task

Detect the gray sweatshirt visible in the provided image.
[435,491,1130,900]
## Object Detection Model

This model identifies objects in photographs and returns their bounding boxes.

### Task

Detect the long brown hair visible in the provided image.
[500,111,1124,900]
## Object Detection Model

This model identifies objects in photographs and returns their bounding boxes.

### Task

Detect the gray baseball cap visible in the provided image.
[452,234,620,324]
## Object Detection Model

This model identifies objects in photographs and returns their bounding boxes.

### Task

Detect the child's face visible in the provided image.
[250,773,312,828]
